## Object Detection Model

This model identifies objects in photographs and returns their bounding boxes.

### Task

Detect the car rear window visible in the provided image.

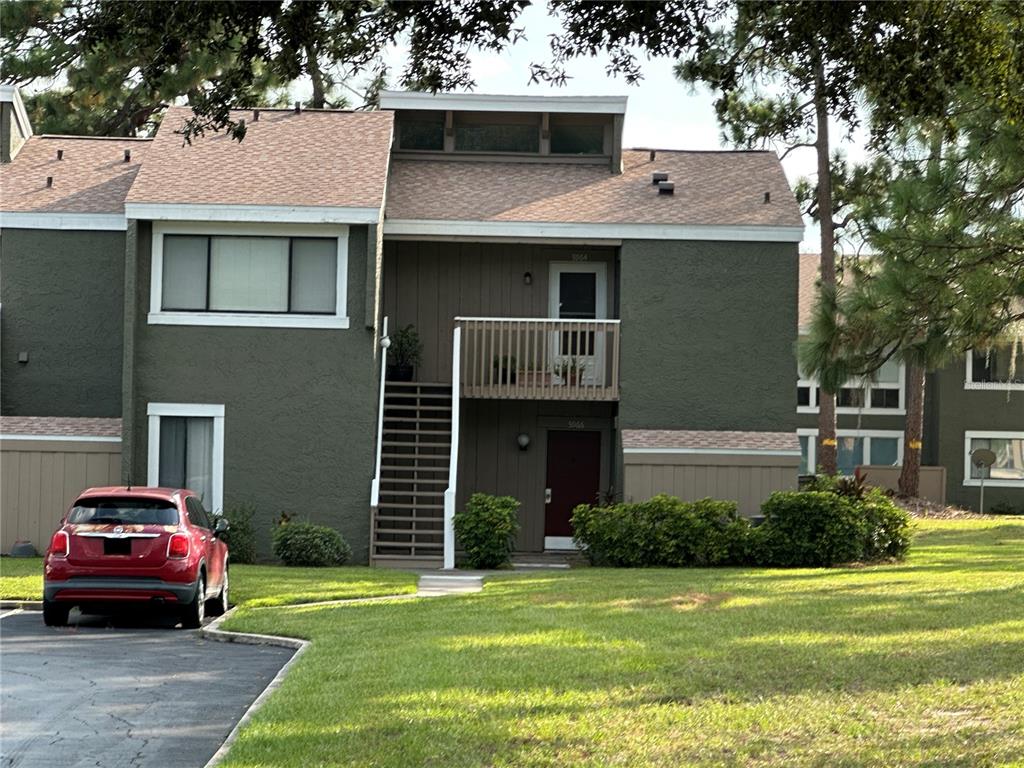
[67,498,179,526]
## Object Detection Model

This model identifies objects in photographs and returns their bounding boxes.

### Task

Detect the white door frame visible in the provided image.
[147,402,225,513]
[548,262,608,384]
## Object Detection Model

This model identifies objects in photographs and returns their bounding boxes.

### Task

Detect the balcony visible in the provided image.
[454,317,620,401]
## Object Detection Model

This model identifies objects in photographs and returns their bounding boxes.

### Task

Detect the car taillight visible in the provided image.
[167,533,190,559]
[49,530,69,558]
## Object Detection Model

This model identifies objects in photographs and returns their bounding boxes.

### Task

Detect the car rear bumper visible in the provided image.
[44,577,199,604]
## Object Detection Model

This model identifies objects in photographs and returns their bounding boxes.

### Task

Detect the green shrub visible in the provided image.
[756,491,867,567]
[272,522,351,567]
[859,488,914,560]
[454,493,520,569]
[221,502,257,564]
[571,495,751,568]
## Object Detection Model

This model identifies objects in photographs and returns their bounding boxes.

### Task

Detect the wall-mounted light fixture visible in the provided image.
[523,271,533,286]
[516,433,531,451]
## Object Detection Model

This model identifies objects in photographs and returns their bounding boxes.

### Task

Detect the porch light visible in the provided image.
[517,433,531,451]
[523,271,532,285]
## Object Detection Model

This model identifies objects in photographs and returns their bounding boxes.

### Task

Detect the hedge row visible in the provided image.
[571,482,912,568]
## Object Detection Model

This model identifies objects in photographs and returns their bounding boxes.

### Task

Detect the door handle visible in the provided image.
[544,488,552,504]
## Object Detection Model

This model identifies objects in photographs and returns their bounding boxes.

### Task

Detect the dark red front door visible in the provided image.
[545,430,601,537]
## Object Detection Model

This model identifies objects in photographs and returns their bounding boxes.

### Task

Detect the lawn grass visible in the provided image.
[228,564,417,607]
[220,519,1024,768]
[0,558,417,607]
[0,557,43,600]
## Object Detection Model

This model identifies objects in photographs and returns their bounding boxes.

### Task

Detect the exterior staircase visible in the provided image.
[371,381,452,567]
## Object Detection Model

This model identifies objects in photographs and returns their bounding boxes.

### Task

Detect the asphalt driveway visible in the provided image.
[0,609,294,768]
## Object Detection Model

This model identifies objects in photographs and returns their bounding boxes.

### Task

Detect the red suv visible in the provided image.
[43,487,229,629]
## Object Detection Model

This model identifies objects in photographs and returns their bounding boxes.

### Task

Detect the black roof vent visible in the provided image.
[46,176,53,187]
[56,149,63,160]
[657,181,675,195]
[124,149,131,163]
[651,171,669,185]
[764,191,771,204]
[253,109,260,122]
[649,149,656,162]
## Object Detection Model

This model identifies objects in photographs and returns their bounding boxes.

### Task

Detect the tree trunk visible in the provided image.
[306,43,326,108]
[813,58,838,475]
[898,363,925,497]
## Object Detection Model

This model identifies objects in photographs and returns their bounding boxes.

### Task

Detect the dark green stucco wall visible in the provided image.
[1,228,124,416]
[618,239,798,433]
[930,362,1024,511]
[125,223,379,561]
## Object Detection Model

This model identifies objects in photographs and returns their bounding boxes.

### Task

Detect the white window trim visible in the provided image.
[798,428,905,475]
[963,430,1024,487]
[147,403,225,513]
[797,364,906,416]
[148,221,350,329]
[963,349,1024,391]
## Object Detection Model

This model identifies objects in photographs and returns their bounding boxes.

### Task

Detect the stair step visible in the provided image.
[384,392,453,400]
[381,453,448,461]
[374,540,444,549]
[380,489,446,497]
[375,515,444,523]
[377,502,445,510]
[380,481,448,487]
[374,527,443,536]
[384,403,452,411]
[382,421,450,428]
[383,428,452,435]
[382,441,450,448]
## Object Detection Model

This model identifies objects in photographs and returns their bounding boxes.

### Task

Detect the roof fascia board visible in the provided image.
[0,85,33,138]
[379,91,628,115]
[383,218,804,243]
[0,212,127,231]
[124,203,381,224]
[623,447,801,457]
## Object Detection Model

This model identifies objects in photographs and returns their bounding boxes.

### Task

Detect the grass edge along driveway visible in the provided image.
[218,519,1024,768]
[0,559,418,607]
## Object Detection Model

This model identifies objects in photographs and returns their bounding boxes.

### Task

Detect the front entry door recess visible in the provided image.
[544,430,601,550]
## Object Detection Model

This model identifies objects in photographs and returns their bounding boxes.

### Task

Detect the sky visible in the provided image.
[376,2,872,253]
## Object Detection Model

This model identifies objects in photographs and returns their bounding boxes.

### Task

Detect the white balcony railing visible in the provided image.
[455,317,620,401]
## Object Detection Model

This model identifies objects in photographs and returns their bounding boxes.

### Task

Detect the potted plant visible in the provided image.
[554,356,584,386]
[387,324,422,381]
[492,354,517,385]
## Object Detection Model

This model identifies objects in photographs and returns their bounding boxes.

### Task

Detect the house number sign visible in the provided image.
[567,419,586,430]
[571,253,590,261]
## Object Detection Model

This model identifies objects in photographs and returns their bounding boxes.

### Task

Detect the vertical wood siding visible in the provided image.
[382,241,616,382]
[623,453,799,517]
[1,439,121,553]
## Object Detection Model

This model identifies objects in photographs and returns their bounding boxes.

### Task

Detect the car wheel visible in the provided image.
[180,574,206,629]
[207,567,229,617]
[42,600,70,627]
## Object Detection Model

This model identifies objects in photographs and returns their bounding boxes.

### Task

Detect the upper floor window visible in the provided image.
[966,343,1023,390]
[454,112,540,153]
[798,357,904,414]
[149,222,349,329]
[965,432,1024,487]
[549,115,606,155]
[162,235,336,314]
[396,111,445,151]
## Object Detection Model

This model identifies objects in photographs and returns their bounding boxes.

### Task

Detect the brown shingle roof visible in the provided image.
[798,252,821,329]
[127,107,394,209]
[386,150,803,228]
[622,429,800,453]
[0,136,148,214]
[0,416,122,438]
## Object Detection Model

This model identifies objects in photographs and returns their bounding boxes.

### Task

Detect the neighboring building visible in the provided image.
[3,85,816,566]
[797,254,1024,511]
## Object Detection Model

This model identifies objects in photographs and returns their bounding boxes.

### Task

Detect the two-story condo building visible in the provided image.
[2,85,1020,564]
